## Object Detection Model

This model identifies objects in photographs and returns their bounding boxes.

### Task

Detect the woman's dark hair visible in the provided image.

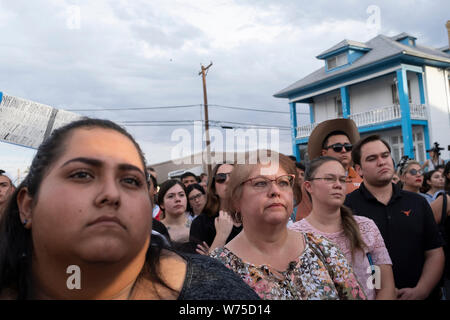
[444,162,450,193]
[421,170,437,194]
[203,163,233,217]
[295,161,305,171]
[157,179,186,220]
[185,183,206,216]
[0,118,176,299]
[304,156,367,260]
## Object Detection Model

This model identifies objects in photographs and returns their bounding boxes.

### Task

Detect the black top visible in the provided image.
[177,252,260,300]
[344,182,444,290]
[189,212,242,247]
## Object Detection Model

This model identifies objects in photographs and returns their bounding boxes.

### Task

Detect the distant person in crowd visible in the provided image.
[392,172,400,185]
[180,172,198,188]
[295,162,305,185]
[147,171,162,220]
[294,118,362,222]
[199,173,208,189]
[0,170,15,218]
[422,143,445,172]
[186,183,207,219]
[0,118,260,300]
[345,134,445,300]
[158,180,191,243]
[399,161,424,194]
[444,162,450,194]
[290,156,395,299]
[421,170,445,203]
[210,150,366,300]
[146,166,158,181]
[190,163,242,255]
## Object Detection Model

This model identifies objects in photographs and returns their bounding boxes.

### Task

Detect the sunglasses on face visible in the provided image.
[215,172,231,184]
[407,169,423,176]
[324,143,353,153]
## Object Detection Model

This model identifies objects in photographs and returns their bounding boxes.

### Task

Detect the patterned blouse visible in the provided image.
[209,232,366,300]
[289,216,392,300]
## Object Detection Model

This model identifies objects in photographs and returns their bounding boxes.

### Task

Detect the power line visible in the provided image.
[66,104,202,112]
[66,103,309,115]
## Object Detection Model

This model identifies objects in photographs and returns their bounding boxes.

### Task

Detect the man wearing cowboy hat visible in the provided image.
[293,118,362,221]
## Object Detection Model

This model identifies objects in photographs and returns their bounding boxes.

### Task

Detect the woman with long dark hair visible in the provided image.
[189,163,242,255]
[0,118,259,300]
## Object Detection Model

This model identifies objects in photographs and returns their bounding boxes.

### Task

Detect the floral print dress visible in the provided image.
[209,232,366,300]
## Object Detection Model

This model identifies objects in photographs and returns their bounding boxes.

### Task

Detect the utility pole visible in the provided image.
[199,62,213,177]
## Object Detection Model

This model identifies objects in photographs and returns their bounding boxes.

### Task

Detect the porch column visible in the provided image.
[289,102,300,160]
[309,103,315,124]
[340,86,350,118]
[417,73,426,105]
[396,68,414,159]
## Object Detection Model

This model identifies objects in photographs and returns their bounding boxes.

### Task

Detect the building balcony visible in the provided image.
[296,103,427,139]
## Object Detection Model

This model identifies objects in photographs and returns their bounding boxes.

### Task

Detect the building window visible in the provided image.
[327,53,348,70]
[391,80,412,104]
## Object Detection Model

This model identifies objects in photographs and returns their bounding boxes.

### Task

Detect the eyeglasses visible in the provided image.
[242,174,295,191]
[324,143,353,153]
[188,193,204,202]
[215,172,232,184]
[309,175,348,185]
[407,169,423,176]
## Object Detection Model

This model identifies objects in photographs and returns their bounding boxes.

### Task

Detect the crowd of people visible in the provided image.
[0,116,449,300]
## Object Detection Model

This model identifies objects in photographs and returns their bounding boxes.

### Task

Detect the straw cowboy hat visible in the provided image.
[307,118,360,160]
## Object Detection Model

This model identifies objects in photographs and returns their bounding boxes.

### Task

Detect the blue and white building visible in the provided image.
[274,31,450,164]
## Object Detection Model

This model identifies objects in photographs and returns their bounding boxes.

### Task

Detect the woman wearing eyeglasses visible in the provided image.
[186,183,207,218]
[210,151,367,300]
[400,161,424,193]
[289,156,396,300]
[189,163,242,255]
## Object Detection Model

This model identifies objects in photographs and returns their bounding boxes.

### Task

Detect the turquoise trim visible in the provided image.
[358,120,401,133]
[0,91,3,104]
[423,123,431,160]
[317,45,371,60]
[275,54,450,100]
[348,50,365,64]
[396,68,414,158]
[417,73,426,104]
[398,37,415,47]
[290,102,300,160]
[309,103,315,124]
[340,86,350,118]
[400,64,423,73]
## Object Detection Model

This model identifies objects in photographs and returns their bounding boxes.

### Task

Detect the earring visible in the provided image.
[22,219,28,227]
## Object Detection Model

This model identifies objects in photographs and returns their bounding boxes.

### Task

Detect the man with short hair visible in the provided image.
[180,172,198,188]
[345,134,444,300]
[0,170,15,217]
[294,118,362,221]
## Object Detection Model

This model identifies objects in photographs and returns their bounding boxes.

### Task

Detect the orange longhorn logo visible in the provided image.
[402,210,411,216]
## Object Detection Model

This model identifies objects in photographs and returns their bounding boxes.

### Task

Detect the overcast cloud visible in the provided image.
[1,0,449,181]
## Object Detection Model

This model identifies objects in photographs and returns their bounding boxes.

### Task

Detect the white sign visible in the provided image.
[0,93,83,149]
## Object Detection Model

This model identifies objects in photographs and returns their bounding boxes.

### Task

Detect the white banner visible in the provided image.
[0,92,83,149]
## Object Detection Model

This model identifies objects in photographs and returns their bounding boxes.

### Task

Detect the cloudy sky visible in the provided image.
[1,0,449,182]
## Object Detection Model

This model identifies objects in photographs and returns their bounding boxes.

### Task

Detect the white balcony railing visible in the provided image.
[296,104,428,139]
